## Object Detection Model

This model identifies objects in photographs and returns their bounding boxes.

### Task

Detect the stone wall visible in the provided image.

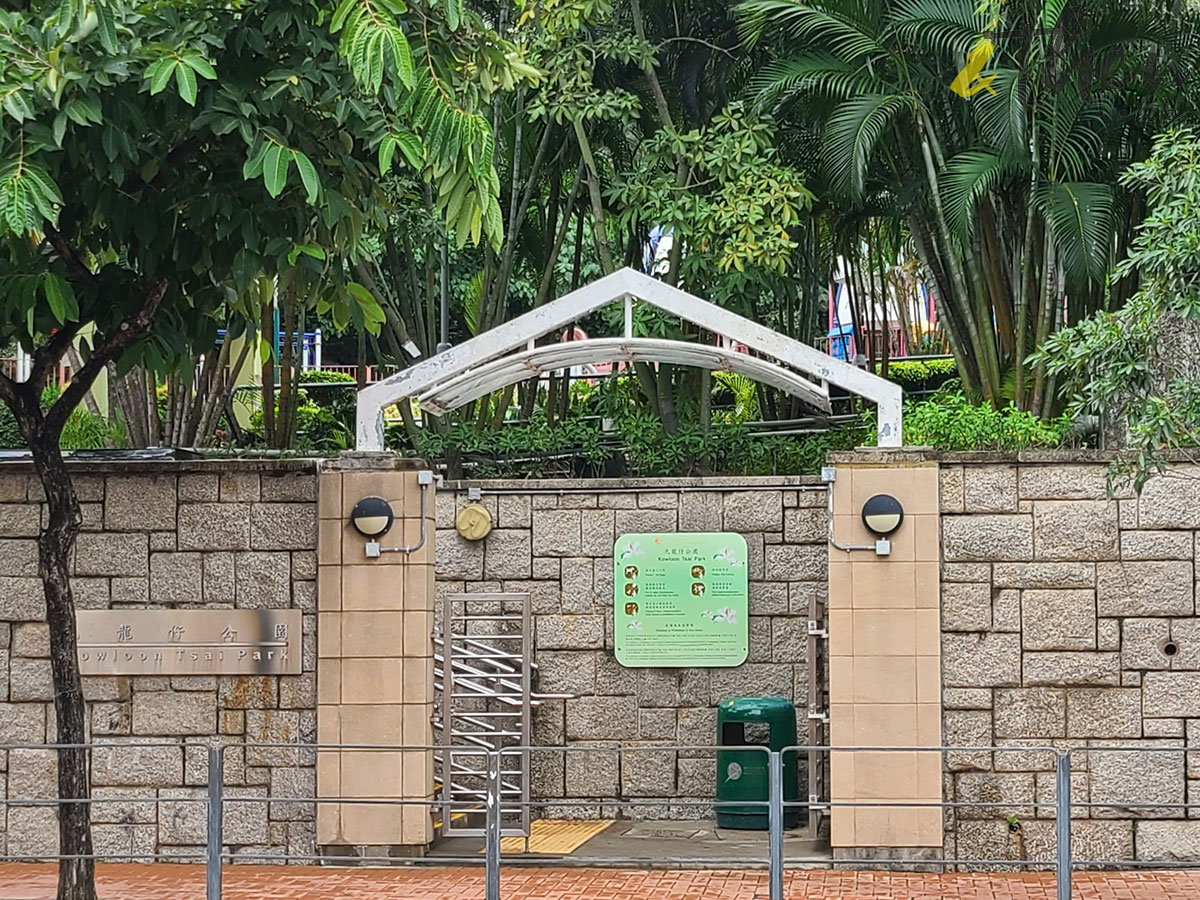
[0,459,320,862]
[435,477,828,812]
[940,457,1200,865]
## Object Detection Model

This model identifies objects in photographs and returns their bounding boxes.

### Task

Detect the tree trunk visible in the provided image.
[10,389,95,900]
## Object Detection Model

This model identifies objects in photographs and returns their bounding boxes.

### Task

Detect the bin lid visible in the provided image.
[717,697,796,718]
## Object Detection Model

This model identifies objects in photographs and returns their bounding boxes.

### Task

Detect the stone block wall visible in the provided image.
[435,477,828,812]
[940,457,1200,865]
[0,460,320,862]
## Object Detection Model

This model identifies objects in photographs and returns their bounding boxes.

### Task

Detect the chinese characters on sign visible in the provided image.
[613,532,749,668]
[77,610,302,676]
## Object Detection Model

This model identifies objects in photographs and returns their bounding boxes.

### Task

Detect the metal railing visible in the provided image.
[7,741,1200,900]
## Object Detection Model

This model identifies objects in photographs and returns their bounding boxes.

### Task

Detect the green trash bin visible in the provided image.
[715,697,801,830]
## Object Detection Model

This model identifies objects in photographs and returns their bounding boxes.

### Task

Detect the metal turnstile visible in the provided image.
[434,592,532,838]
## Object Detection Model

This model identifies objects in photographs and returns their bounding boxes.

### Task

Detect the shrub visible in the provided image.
[862,389,1076,451]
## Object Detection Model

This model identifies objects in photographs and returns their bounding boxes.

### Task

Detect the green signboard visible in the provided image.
[614,532,749,668]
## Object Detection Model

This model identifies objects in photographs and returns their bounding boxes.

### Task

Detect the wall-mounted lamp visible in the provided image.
[350,470,435,558]
[350,496,394,538]
[861,494,904,536]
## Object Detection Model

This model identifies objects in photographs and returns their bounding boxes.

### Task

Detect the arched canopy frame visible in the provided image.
[356,268,902,448]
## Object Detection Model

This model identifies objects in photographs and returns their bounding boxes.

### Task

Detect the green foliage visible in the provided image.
[742,0,1200,407]
[0,386,123,449]
[299,369,357,384]
[865,389,1076,452]
[250,388,352,453]
[879,358,958,394]
[0,0,525,396]
[387,414,866,478]
[384,389,1074,478]
[608,103,815,276]
[1034,129,1200,491]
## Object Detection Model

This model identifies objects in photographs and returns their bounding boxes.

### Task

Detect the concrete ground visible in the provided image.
[430,819,828,866]
[4,864,1200,900]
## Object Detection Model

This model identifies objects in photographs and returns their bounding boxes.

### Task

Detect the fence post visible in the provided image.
[768,750,784,900]
[485,751,502,900]
[1055,751,1072,900]
[206,745,224,900]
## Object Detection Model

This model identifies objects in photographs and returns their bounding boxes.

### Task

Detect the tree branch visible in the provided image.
[43,224,96,287]
[0,370,18,409]
[30,322,85,390]
[44,277,168,437]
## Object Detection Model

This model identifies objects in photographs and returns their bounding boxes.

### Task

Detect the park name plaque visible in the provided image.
[77,610,303,676]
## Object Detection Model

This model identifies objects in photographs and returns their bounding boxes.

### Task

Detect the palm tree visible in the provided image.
[742,0,1199,413]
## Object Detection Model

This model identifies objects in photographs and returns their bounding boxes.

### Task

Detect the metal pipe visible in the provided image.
[825,475,876,553]
[444,483,827,496]
[377,479,429,554]
[206,746,224,900]
[768,751,784,900]
[485,752,502,900]
[1056,752,1072,900]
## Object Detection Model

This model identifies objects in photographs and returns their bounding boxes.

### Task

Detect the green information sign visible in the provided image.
[614,532,749,668]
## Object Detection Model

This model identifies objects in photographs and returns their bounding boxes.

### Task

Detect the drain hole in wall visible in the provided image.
[1163,641,1180,658]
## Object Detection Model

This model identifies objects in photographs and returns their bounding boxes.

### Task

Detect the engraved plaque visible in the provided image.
[77,610,303,675]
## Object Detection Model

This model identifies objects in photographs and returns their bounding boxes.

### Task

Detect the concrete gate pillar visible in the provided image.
[826,452,942,857]
[315,454,436,851]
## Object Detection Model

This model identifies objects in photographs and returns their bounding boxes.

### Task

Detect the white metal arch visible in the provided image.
[418,338,832,416]
[356,267,902,448]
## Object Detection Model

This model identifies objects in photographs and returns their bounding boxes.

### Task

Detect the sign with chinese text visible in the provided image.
[77,610,302,676]
[613,532,748,668]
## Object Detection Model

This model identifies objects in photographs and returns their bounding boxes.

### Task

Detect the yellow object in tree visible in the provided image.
[950,39,998,98]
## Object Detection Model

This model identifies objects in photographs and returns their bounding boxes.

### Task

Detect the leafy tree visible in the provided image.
[0,1,518,897]
[1035,128,1200,490]
[742,0,1200,412]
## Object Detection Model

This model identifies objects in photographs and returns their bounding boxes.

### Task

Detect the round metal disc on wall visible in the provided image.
[455,503,493,541]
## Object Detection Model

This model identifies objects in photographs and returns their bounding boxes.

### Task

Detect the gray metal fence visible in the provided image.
[7,741,1198,900]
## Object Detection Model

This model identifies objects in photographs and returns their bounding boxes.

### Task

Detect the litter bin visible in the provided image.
[715,697,801,829]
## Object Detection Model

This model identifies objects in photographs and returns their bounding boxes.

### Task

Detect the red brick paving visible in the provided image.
[1,864,1200,900]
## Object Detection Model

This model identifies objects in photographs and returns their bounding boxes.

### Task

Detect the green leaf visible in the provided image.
[386,28,413,88]
[182,54,217,81]
[243,140,270,179]
[1,89,32,123]
[379,135,398,175]
[43,273,77,324]
[175,62,198,106]
[822,94,906,200]
[263,144,289,197]
[293,151,320,203]
[52,111,67,147]
[147,59,176,95]
[96,3,118,53]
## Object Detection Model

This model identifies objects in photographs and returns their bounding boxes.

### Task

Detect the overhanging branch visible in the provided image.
[44,277,169,437]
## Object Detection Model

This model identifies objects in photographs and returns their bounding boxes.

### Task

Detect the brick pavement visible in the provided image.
[3,865,1200,900]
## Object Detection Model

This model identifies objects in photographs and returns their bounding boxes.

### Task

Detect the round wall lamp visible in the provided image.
[350,496,395,538]
[861,494,904,536]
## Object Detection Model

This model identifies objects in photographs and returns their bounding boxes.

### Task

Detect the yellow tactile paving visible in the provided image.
[497,818,614,854]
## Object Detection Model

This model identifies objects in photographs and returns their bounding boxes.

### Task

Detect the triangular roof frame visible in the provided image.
[356,267,902,449]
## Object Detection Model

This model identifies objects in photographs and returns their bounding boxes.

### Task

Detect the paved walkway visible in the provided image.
[7,868,1200,900]
[2,865,1200,900]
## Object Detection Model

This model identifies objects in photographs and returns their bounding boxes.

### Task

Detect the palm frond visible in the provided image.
[1036,181,1115,286]
[822,93,908,200]
[749,53,882,108]
[942,150,1022,236]
[737,0,886,59]
[973,68,1026,153]
[890,0,987,57]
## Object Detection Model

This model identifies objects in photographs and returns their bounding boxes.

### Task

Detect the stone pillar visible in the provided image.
[316,455,435,851]
[827,455,942,856]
